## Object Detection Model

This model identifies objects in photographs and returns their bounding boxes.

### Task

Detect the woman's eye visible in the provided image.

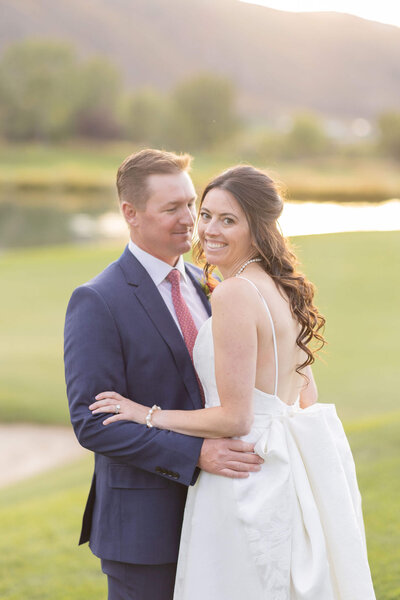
[200,212,210,220]
[223,217,234,225]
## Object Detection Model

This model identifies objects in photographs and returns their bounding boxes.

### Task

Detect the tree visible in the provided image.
[169,73,239,150]
[0,40,124,141]
[73,58,123,139]
[0,40,79,141]
[378,111,400,160]
[283,112,331,158]
[123,88,169,146]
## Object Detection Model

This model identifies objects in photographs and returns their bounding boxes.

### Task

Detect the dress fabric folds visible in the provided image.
[173,284,375,600]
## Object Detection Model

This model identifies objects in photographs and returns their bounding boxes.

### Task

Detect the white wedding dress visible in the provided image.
[173,278,376,600]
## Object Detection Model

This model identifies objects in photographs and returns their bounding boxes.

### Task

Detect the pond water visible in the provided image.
[0,193,399,249]
[279,199,400,237]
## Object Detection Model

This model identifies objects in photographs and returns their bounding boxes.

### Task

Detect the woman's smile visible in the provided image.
[204,239,228,250]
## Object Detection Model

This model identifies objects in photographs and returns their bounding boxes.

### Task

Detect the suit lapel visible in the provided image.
[118,247,203,409]
[185,264,212,316]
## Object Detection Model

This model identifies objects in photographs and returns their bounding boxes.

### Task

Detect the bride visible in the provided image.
[90,165,376,599]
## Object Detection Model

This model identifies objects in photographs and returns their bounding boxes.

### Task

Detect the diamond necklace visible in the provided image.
[234,257,262,277]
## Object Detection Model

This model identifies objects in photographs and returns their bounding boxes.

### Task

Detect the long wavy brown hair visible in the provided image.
[193,165,326,373]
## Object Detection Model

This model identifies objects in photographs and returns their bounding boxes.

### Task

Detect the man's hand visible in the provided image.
[198,438,263,479]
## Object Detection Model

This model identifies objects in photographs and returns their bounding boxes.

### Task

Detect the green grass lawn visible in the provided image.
[0,456,106,599]
[295,231,400,423]
[349,417,400,600]
[0,231,399,597]
[0,243,122,423]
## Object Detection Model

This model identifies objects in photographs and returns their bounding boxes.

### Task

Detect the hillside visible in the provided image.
[1,0,399,118]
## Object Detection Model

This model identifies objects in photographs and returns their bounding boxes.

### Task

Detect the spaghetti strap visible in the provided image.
[236,276,279,396]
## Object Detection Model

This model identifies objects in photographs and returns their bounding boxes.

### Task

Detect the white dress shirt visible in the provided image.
[128,240,210,336]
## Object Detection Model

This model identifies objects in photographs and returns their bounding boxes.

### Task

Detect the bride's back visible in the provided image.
[241,271,307,406]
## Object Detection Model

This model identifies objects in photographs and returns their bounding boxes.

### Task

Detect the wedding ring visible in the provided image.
[115,404,121,414]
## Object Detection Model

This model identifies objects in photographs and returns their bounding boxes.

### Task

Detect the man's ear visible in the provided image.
[121,201,139,227]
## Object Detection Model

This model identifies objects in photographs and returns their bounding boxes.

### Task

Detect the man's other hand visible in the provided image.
[198,438,264,479]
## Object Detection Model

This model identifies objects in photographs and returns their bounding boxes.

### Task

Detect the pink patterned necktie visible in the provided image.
[166,269,205,405]
[166,269,198,359]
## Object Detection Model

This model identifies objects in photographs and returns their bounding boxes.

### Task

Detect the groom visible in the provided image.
[64,149,262,600]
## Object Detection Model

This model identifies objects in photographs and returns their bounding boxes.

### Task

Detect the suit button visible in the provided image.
[172,472,179,479]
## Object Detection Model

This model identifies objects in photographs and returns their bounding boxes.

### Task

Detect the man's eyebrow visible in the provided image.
[164,196,197,206]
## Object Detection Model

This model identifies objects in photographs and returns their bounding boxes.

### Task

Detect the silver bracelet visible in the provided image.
[146,404,161,428]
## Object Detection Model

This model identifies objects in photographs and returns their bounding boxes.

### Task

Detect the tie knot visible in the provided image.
[166,269,181,288]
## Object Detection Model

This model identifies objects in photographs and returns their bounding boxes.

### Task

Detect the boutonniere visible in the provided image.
[200,274,219,300]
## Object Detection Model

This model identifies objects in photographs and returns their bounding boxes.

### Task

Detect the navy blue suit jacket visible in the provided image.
[64,246,210,564]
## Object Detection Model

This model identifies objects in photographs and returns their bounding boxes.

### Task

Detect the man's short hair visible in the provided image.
[116,149,193,209]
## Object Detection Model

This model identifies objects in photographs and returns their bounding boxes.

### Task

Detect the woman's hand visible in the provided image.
[89,391,148,426]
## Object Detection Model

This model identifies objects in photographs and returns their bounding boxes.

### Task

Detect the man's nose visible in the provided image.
[179,206,196,225]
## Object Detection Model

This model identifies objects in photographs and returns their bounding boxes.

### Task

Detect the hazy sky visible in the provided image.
[240,1,400,28]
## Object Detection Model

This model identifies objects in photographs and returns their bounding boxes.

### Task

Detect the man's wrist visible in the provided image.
[196,438,206,468]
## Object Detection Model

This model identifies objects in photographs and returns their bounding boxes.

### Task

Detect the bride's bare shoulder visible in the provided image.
[211,276,257,297]
[210,277,260,314]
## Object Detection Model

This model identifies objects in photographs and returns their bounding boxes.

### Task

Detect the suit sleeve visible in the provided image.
[64,285,203,486]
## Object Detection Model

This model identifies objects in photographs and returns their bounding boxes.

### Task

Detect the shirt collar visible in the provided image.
[128,239,187,286]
